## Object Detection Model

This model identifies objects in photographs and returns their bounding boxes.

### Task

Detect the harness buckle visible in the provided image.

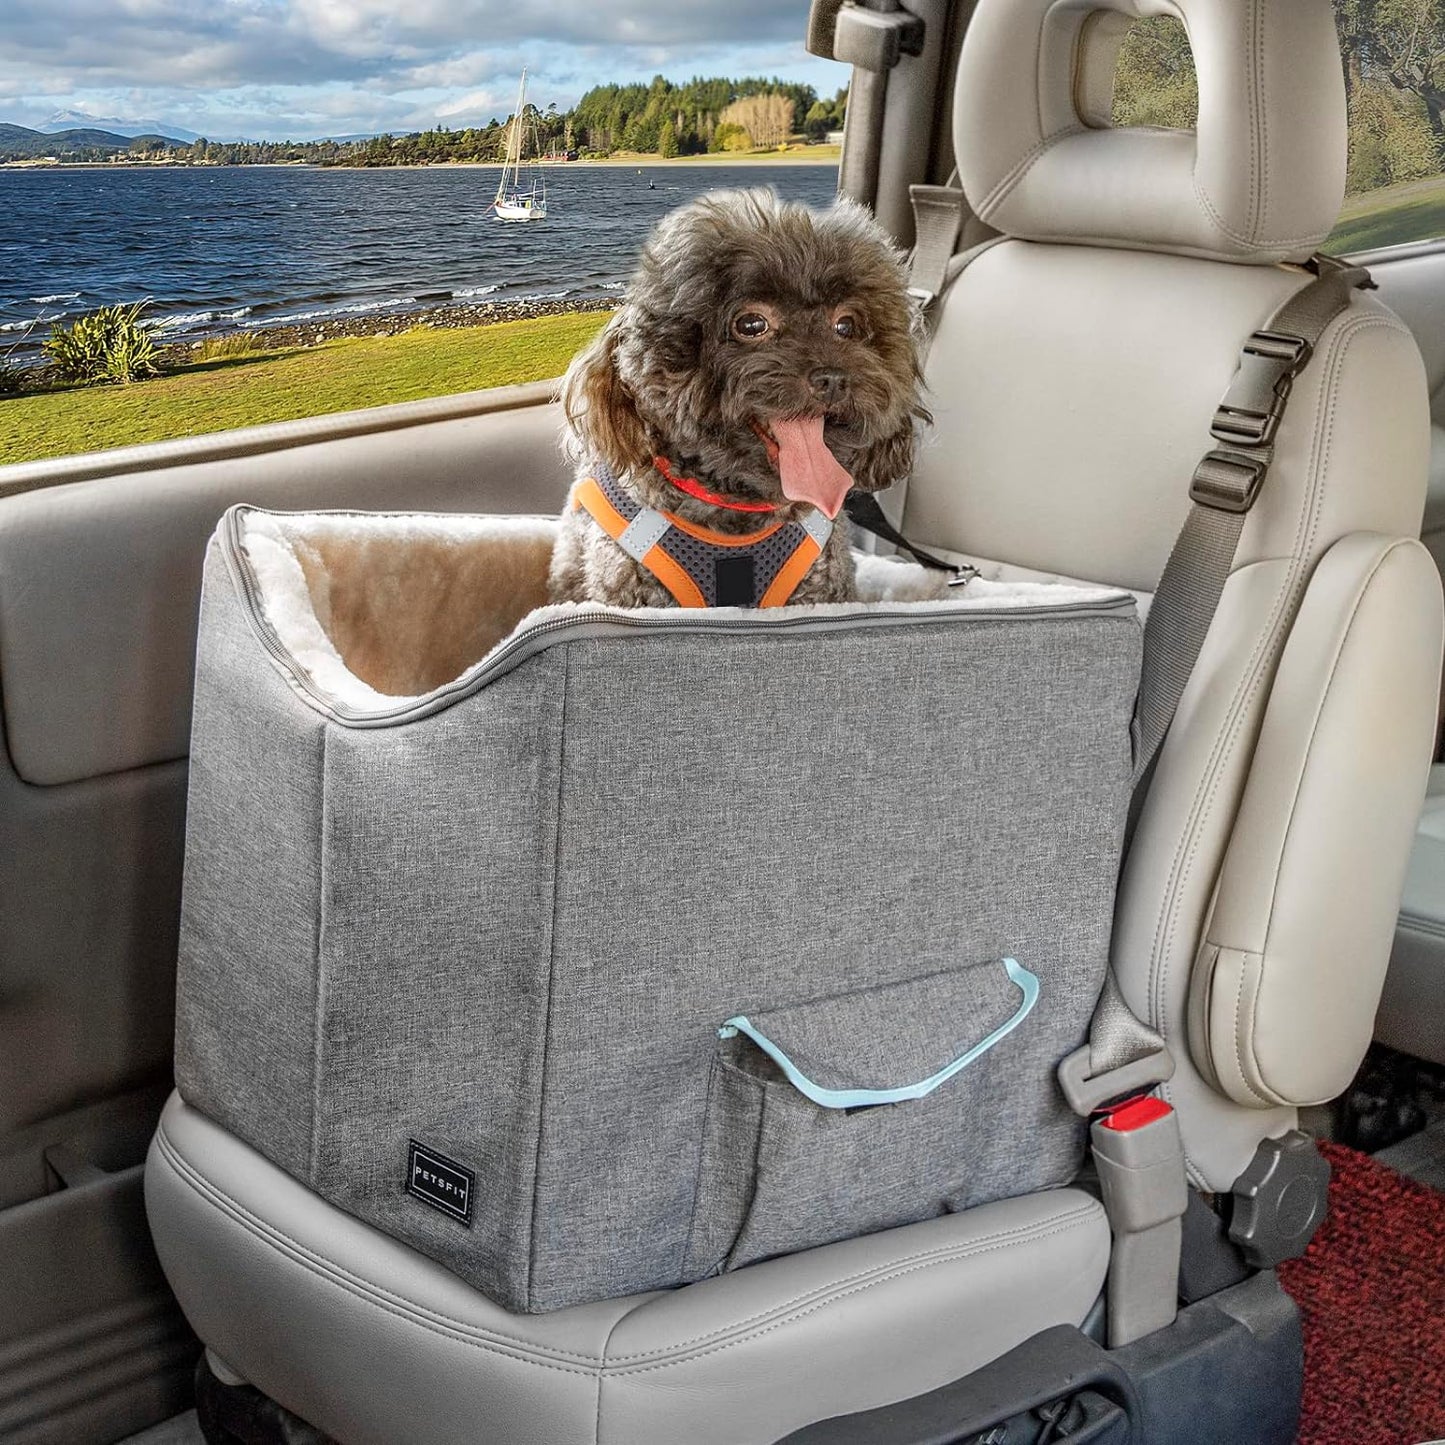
[1189,449,1268,515]
[1209,331,1311,449]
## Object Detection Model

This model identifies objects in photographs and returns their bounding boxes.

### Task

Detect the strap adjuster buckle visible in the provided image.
[1210,330,1311,448]
[1190,449,1268,514]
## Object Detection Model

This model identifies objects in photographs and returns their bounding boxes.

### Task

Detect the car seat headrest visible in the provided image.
[953,0,1346,264]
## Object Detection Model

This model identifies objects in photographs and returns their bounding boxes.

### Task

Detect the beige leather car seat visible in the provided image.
[143,0,1443,1440]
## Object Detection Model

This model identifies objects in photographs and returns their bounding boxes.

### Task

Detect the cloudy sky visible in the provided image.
[0,0,846,141]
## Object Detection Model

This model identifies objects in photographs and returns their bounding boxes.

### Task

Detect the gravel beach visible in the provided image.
[173,293,621,356]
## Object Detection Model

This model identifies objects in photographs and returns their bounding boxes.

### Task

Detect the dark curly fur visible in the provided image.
[550,190,928,606]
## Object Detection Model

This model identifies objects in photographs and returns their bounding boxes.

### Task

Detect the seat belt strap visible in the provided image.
[866,183,997,570]
[1130,254,1374,799]
[906,183,967,312]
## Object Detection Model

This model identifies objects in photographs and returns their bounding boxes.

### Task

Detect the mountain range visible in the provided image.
[39,109,203,143]
[0,122,187,159]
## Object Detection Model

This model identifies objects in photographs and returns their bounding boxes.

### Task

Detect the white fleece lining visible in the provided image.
[243,515,399,711]
[237,511,1130,715]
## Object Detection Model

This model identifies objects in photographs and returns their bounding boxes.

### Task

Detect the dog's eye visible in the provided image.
[733,313,770,339]
[833,313,859,339]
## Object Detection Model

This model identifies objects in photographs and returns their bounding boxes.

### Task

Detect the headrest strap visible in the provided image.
[907,184,967,312]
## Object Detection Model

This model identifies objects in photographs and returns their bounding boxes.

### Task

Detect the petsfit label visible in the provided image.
[406,1140,474,1225]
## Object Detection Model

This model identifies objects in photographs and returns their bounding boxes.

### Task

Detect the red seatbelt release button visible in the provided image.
[1099,1095,1173,1132]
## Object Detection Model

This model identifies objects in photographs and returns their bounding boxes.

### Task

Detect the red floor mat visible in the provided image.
[1278,1140,1445,1445]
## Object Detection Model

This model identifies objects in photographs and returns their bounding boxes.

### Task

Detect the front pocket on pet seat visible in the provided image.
[683,958,1039,1277]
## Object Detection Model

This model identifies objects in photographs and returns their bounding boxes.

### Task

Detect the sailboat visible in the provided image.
[493,69,547,222]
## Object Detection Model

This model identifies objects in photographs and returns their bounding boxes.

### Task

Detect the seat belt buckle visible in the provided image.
[1090,1097,1187,1227]
[1057,1040,1176,1118]
[1209,330,1311,449]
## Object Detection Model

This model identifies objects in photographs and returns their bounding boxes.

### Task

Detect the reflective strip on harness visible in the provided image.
[617,508,672,563]
[575,464,833,608]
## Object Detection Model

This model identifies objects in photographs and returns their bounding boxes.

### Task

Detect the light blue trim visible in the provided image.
[718,958,1039,1110]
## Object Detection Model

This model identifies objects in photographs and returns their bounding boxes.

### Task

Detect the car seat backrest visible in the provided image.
[904,0,1443,1190]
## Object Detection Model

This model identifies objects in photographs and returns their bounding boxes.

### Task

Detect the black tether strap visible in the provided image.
[844,492,959,573]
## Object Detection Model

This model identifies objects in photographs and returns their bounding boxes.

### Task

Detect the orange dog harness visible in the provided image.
[575,462,834,608]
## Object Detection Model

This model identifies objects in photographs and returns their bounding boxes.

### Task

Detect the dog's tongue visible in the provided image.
[770,414,853,518]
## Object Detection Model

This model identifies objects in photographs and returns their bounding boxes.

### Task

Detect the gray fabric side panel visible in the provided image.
[174,541,325,1183]
[304,651,567,1312]
[528,613,1139,1309]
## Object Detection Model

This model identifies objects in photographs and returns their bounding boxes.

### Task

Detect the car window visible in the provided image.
[0,10,844,468]
[1114,5,1445,256]
[1330,0,1445,252]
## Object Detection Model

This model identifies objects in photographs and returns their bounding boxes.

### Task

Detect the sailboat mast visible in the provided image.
[510,69,528,178]
[495,67,528,202]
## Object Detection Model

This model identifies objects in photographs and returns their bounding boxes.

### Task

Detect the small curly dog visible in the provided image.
[549,190,927,608]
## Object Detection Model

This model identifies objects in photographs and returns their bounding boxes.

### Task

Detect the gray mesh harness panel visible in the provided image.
[589,462,821,607]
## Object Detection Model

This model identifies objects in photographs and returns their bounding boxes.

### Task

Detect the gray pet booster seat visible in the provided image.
[175,504,1141,1314]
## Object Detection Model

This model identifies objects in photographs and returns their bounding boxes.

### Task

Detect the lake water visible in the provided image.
[0,163,839,355]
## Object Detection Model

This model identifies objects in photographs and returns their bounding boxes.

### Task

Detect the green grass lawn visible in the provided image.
[1,309,609,468]
[1327,173,1445,254]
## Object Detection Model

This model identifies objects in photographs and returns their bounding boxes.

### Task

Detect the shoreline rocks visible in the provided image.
[5,295,621,394]
[192,293,620,353]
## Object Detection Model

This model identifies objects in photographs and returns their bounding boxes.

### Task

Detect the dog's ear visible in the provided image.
[850,413,921,494]
[560,316,652,475]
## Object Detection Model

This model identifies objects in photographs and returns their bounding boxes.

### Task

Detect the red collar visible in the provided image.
[653,456,777,514]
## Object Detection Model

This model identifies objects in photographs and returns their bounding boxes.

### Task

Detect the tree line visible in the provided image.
[1117,0,1445,194]
[37,75,849,169]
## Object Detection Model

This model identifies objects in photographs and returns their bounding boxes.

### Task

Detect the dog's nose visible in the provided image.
[808,368,849,404]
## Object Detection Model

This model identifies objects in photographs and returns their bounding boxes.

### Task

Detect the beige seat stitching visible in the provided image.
[1171,323,1407,1129]
[603,1213,1104,1377]
[1207,324,1400,1112]
[977,129,1084,218]
[1250,0,1264,242]
[1188,179,1327,253]
[1157,305,1375,1037]
[603,1202,1102,1361]
[1243,540,1408,1103]
[1230,958,1269,1106]
[1152,315,1353,1044]
[157,1119,1102,1371]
